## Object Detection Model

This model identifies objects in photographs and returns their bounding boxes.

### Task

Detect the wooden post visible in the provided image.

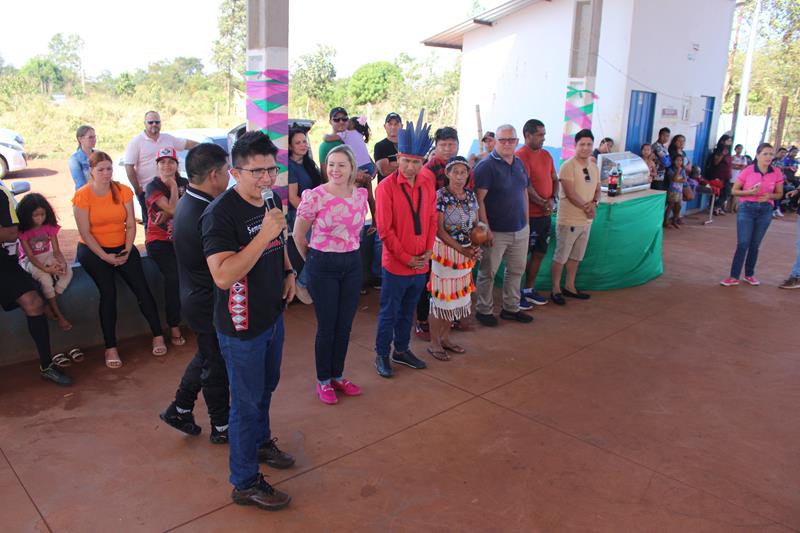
[475,105,484,152]
[774,95,789,149]
[730,93,741,139]
[760,106,772,145]
[246,0,290,194]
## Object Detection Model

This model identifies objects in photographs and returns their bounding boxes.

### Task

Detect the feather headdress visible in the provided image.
[397,109,433,159]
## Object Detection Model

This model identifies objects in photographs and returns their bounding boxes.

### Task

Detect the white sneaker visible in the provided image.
[776,208,784,217]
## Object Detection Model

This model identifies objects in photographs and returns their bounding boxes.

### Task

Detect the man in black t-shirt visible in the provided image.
[158,143,231,444]
[0,183,70,385]
[374,112,401,182]
[202,131,297,512]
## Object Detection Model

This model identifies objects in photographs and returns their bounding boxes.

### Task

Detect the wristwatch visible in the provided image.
[284,268,297,278]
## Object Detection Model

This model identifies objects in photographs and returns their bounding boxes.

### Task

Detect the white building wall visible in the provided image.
[457,0,576,156]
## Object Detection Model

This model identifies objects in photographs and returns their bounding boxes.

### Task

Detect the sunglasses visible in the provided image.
[496,137,518,144]
[582,167,591,182]
[332,117,349,123]
[147,120,161,125]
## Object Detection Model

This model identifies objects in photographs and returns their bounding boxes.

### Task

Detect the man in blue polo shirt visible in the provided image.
[474,124,533,326]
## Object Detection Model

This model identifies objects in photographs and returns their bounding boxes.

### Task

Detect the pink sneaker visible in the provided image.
[331,378,362,396]
[316,383,338,405]
[743,276,760,286]
[719,277,740,287]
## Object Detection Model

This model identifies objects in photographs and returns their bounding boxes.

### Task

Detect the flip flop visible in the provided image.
[52,353,72,368]
[426,347,450,361]
[105,350,122,369]
[68,348,84,363]
[152,343,168,357]
[442,343,466,354]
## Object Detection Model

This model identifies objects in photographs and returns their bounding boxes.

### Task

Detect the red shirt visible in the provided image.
[516,145,555,217]
[145,176,188,244]
[375,168,438,276]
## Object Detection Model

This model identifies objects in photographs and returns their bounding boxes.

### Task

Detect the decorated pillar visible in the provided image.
[246,0,289,200]
[560,85,598,164]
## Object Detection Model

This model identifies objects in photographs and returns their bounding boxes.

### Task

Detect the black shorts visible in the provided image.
[0,259,38,311]
[528,216,552,254]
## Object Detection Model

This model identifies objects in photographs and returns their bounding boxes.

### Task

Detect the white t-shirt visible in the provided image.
[123,132,187,188]
[731,154,747,182]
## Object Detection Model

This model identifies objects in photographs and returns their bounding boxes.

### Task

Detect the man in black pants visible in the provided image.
[0,183,70,385]
[159,143,231,443]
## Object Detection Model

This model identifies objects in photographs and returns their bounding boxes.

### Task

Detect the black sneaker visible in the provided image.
[391,349,427,369]
[231,473,291,511]
[40,365,72,386]
[500,309,534,323]
[257,438,295,469]
[210,426,229,444]
[159,402,201,436]
[375,355,393,378]
[475,312,498,327]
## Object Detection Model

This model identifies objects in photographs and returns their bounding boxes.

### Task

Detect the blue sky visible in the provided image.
[1,0,503,77]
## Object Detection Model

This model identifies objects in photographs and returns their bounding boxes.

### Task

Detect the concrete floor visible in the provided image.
[1,210,798,532]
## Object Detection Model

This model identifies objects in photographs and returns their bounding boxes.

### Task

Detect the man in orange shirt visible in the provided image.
[515,119,558,307]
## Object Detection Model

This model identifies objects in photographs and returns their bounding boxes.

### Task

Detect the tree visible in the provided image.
[291,45,337,115]
[212,0,246,113]
[348,61,403,106]
[20,57,64,94]
[47,33,84,91]
[114,72,136,97]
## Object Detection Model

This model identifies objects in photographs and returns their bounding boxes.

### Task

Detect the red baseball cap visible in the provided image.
[156,146,178,162]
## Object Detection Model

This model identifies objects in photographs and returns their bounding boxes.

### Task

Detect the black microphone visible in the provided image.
[261,187,286,246]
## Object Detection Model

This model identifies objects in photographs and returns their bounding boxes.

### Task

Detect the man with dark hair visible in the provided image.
[202,131,296,511]
[415,125,466,339]
[469,132,496,166]
[652,127,671,189]
[319,107,347,180]
[374,112,402,182]
[550,129,600,305]
[592,137,614,159]
[374,112,438,377]
[474,124,533,326]
[0,182,71,386]
[159,143,232,444]
[516,119,557,307]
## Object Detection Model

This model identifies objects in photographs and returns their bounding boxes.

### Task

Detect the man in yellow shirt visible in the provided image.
[551,129,601,305]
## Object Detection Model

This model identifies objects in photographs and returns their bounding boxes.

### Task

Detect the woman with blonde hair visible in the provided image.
[293,145,368,404]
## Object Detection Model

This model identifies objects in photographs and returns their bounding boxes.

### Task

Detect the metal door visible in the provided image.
[693,96,715,168]
[625,90,656,154]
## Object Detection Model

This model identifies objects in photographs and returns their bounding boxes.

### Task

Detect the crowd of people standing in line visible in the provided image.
[1,106,799,511]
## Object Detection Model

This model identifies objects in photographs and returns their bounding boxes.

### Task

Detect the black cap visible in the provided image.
[329,107,348,119]
[385,112,402,124]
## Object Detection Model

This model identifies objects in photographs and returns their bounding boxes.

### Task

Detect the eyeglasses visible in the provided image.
[147,120,161,125]
[582,167,591,182]
[496,137,518,144]
[235,166,280,178]
[332,117,349,123]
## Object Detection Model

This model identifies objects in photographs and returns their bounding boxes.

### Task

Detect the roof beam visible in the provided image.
[472,18,493,26]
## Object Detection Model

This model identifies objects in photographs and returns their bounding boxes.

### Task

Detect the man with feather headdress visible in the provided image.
[373,111,439,378]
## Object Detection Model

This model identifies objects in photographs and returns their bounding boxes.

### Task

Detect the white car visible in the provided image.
[0,129,27,179]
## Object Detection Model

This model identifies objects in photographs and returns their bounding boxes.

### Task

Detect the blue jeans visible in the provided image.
[217,317,284,490]
[375,270,427,357]
[359,226,383,284]
[307,249,362,382]
[791,216,800,278]
[730,202,773,279]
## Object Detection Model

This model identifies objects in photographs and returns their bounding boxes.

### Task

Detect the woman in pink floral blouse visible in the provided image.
[294,145,369,405]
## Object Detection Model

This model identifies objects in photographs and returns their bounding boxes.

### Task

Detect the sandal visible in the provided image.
[442,342,466,354]
[68,348,84,363]
[152,342,168,357]
[105,349,122,369]
[52,353,72,368]
[170,336,186,346]
[426,347,450,361]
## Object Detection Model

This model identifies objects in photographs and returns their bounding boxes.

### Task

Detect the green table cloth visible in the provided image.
[493,190,665,291]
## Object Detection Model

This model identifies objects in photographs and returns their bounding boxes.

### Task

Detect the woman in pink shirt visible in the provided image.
[294,145,369,405]
[720,142,784,287]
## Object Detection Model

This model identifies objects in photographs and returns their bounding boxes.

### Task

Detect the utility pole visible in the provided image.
[774,96,789,149]
[246,0,290,192]
[736,0,761,144]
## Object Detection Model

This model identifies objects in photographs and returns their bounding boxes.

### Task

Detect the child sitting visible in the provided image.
[16,193,73,331]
